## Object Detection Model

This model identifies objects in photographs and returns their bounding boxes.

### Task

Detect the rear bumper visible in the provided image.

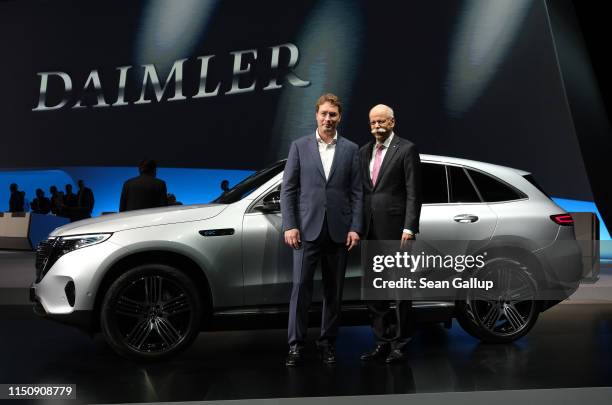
[535,239,583,305]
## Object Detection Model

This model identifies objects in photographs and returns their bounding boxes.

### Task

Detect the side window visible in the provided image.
[467,169,524,202]
[421,163,448,204]
[448,166,481,203]
[523,174,549,198]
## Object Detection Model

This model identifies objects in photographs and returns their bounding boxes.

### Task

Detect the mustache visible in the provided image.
[371,128,388,134]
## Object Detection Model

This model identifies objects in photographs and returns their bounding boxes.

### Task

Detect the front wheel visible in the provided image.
[100,264,202,361]
[456,257,540,343]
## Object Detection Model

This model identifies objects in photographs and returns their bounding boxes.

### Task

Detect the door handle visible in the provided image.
[453,214,479,223]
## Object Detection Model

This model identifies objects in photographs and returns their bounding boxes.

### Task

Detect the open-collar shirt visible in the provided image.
[316,130,338,181]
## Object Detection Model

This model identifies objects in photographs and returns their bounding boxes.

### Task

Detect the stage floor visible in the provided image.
[1,304,611,403]
[1,251,612,403]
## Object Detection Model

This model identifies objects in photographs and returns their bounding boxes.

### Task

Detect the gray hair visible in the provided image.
[370,104,394,118]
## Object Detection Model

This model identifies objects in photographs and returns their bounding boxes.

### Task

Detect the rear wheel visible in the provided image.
[100,263,202,361]
[456,257,540,343]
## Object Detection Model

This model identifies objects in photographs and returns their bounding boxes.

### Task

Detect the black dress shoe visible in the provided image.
[285,346,304,367]
[360,344,390,361]
[385,349,407,364]
[319,345,336,365]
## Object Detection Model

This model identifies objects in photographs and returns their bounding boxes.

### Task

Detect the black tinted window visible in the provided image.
[421,163,448,203]
[468,169,523,202]
[213,160,285,204]
[448,166,480,203]
[523,174,549,198]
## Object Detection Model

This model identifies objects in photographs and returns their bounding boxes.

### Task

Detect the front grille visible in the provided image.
[35,238,56,282]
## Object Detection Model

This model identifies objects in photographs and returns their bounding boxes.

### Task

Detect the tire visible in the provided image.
[456,257,541,343]
[100,263,202,361]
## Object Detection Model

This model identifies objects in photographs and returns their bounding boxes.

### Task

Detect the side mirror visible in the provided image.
[256,191,281,213]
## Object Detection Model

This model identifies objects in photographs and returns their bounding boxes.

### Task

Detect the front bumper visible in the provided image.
[30,283,95,332]
[31,237,123,318]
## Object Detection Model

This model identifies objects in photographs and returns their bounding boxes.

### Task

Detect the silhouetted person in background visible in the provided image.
[49,185,64,215]
[8,183,25,212]
[31,189,51,214]
[75,179,95,220]
[63,184,77,219]
[167,193,182,206]
[119,159,168,212]
[220,180,230,193]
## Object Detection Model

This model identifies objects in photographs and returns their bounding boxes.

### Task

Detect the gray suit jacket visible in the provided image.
[360,134,422,239]
[281,133,363,243]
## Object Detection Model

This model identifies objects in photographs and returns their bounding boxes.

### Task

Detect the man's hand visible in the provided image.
[400,231,415,249]
[284,228,301,249]
[346,231,360,251]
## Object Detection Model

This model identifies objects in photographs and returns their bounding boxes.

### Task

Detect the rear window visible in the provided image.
[523,174,550,198]
[467,169,524,202]
[448,166,480,203]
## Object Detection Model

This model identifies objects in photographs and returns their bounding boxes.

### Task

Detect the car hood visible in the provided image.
[50,204,228,236]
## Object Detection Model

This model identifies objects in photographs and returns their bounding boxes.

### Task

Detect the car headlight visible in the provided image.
[56,233,113,255]
[35,233,112,282]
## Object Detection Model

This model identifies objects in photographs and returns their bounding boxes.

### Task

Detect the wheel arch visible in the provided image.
[92,250,213,332]
[474,243,546,288]
[455,243,547,316]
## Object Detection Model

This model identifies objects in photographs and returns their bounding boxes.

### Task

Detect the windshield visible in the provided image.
[213,160,286,204]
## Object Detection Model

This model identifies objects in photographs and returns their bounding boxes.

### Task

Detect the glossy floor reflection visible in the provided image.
[1,303,612,404]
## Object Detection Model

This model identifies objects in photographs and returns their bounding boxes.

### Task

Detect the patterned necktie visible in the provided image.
[371,144,385,186]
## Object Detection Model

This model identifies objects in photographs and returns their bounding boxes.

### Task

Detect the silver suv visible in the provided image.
[30,155,582,360]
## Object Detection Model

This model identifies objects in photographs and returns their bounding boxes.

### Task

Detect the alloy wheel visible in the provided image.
[111,274,193,353]
[466,263,537,338]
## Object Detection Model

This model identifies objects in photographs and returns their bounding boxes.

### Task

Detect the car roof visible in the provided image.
[276,154,531,177]
[419,154,531,177]
[263,154,537,202]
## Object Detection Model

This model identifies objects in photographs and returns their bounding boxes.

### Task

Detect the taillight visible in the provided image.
[550,214,574,226]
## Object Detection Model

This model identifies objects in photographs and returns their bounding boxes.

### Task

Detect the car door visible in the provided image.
[242,182,357,305]
[344,162,498,302]
[241,183,294,306]
[419,163,498,241]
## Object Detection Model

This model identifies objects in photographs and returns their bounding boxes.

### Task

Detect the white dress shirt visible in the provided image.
[316,130,337,181]
[368,132,414,236]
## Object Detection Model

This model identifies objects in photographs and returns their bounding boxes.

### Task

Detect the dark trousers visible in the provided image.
[366,221,415,350]
[288,217,347,347]
[368,300,414,350]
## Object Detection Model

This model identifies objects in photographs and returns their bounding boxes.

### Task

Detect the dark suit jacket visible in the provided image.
[9,191,25,212]
[119,174,168,212]
[281,133,363,243]
[360,134,422,239]
[31,197,51,215]
[63,193,77,208]
[77,187,95,213]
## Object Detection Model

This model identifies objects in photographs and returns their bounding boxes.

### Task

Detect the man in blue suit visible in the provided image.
[281,93,363,366]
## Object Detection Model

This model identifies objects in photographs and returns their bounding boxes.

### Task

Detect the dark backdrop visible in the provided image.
[0,0,595,202]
